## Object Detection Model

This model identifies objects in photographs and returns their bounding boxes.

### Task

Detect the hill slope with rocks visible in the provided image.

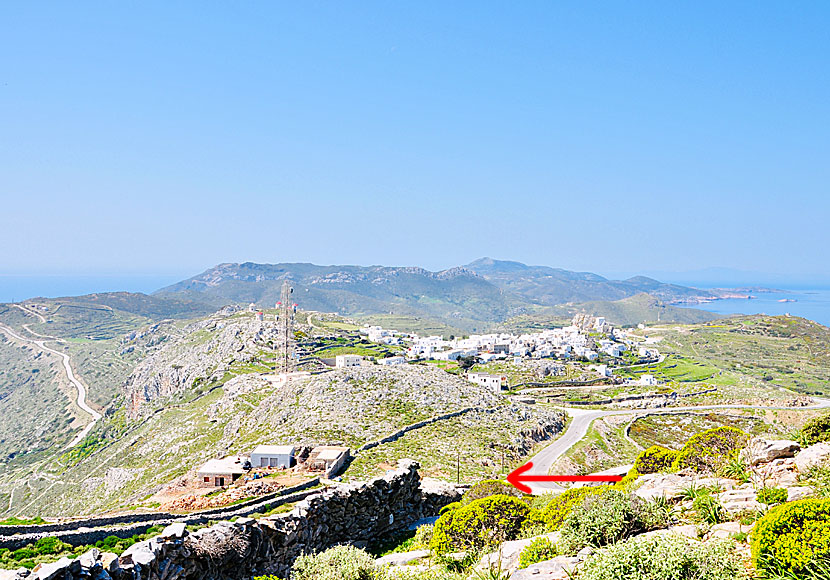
[154,259,718,329]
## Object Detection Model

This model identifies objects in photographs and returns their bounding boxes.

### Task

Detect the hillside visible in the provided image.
[155,259,719,330]
[0,362,564,517]
[464,258,718,305]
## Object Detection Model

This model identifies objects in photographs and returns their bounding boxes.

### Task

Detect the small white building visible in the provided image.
[250,445,295,469]
[335,354,363,368]
[468,372,505,392]
[378,356,407,366]
[255,311,264,322]
[638,374,658,386]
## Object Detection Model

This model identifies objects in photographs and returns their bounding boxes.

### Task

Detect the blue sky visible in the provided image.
[1,2,828,284]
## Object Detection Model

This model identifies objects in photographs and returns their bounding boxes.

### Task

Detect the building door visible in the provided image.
[216,477,225,486]
[261,458,268,467]
[270,458,278,467]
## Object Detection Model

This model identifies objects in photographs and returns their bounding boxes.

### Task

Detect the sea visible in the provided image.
[0,275,184,304]
[691,288,830,328]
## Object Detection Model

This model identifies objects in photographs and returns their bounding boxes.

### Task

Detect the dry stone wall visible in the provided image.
[1,460,459,580]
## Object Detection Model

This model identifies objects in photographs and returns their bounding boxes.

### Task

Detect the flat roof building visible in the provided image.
[250,445,295,469]
[196,456,248,488]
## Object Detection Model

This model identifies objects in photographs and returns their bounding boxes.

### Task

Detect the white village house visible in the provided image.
[468,372,505,392]
[335,354,363,368]
[250,445,295,469]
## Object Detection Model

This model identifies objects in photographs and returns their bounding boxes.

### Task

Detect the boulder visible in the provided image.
[509,556,582,580]
[120,541,157,567]
[707,521,746,540]
[718,489,762,514]
[668,524,700,539]
[743,438,801,466]
[78,547,101,569]
[375,549,430,567]
[99,553,119,575]
[477,533,561,575]
[787,486,815,501]
[633,474,688,502]
[159,522,187,540]
[32,558,79,580]
[795,443,830,473]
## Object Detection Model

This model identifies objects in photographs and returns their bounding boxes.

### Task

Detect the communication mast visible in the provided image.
[276,280,295,373]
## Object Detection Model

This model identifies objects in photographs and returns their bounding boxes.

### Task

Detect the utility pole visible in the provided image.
[456,450,461,485]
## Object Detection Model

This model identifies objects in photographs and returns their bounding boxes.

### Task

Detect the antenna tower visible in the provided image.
[277,280,295,373]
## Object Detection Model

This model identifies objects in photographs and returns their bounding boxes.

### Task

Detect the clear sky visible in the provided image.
[2,2,828,284]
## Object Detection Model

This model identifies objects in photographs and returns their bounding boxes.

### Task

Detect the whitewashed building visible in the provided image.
[250,445,295,469]
[335,354,363,368]
[468,372,505,392]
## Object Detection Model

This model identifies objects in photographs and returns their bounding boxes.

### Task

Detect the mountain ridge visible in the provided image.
[153,258,718,327]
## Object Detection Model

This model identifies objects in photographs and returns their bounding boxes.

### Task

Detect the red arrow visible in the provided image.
[506,462,623,494]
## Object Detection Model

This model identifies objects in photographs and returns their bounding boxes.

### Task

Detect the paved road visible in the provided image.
[0,310,102,447]
[524,398,830,495]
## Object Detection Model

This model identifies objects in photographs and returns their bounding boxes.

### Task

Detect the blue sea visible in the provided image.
[691,288,830,327]
[0,275,184,304]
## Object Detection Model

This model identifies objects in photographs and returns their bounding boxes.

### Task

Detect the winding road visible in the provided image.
[523,398,830,494]
[0,306,102,447]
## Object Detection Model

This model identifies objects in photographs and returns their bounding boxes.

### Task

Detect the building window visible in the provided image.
[203,477,210,482]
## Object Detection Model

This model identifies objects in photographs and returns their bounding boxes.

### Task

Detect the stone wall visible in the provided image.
[0,479,320,546]
[0,460,459,580]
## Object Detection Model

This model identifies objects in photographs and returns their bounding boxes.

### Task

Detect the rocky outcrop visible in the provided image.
[795,442,830,473]
[742,437,801,466]
[9,460,458,580]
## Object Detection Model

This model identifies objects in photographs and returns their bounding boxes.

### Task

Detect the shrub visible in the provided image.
[463,480,524,503]
[429,494,530,554]
[290,545,387,580]
[539,487,604,531]
[518,537,557,569]
[560,490,669,552]
[613,468,641,489]
[692,495,727,525]
[439,501,462,516]
[752,498,830,575]
[757,487,788,505]
[718,456,750,483]
[801,414,830,445]
[633,446,678,474]
[33,537,71,555]
[672,427,748,473]
[577,534,747,580]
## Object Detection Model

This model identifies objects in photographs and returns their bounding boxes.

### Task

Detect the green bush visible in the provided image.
[633,446,678,474]
[518,537,557,569]
[439,501,462,516]
[801,414,830,445]
[692,495,727,525]
[464,480,524,503]
[577,534,747,580]
[757,487,788,505]
[560,490,668,552]
[429,494,530,554]
[718,456,750,483]
[33,537,70,555]
[539,487,605,531]
[290,545,387,580]
[672,427,748,473]
[752,498,830,575]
